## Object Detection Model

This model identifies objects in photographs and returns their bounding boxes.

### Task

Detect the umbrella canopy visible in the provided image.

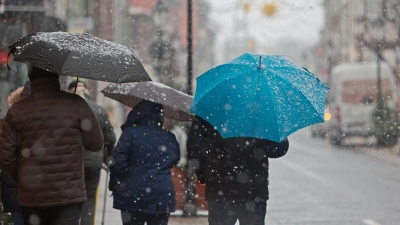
[190,53,329,142]
[8,32,151,83]
[102,82,194,121]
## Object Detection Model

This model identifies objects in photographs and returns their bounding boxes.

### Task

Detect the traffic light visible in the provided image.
[0,51,8,67]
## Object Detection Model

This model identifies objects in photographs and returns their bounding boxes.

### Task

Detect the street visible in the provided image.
[95,128,400,225]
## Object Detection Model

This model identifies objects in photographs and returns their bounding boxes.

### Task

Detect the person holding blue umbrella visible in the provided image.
[187,53,328,225]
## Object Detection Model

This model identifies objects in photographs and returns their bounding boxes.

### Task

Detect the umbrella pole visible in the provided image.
[74,77,79,94]
[101,166,109,225]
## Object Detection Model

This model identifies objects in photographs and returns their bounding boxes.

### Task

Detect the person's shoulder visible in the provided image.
[54,90,87,102]
[87,100,107,113]
[62,91,85,99]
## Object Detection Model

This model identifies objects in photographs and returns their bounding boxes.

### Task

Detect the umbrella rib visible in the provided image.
[193,64,254,104]
[107,54,119,83]
[274,75,326,117]
[263,73,281,142]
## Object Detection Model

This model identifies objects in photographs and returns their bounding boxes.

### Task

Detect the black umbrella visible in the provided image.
[101,82,194,121]
[8,32,151,83]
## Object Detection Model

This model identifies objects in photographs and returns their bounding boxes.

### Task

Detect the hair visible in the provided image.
[28,66,59,81]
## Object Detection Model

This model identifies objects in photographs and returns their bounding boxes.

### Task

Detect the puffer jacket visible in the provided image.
[1,117,21,212]
[0,77,104,207]
[109,100,180,214]
[0,85,27,212]
[83,100,116,168]
[187,116,289,203]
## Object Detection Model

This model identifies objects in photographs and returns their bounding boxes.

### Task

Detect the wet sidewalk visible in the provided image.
[94,169,278,225]
[94,169,209,225]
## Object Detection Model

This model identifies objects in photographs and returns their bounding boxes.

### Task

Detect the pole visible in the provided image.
[187,0,193,96]
[101,166,109,225]
[183,0,196,217]
[377,44,382,104]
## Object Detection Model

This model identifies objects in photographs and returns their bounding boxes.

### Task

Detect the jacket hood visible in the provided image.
[8,81,31,107]
[121,100,164,130]
[7,87,24,107]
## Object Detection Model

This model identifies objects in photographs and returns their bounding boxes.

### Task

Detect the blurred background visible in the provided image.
[2,1,400,224]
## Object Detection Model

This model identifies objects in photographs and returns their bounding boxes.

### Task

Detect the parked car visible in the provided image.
[326,62,397,145]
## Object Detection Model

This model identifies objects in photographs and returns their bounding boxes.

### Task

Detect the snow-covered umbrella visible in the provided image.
[8,32,151,83]
[102,82,194,121]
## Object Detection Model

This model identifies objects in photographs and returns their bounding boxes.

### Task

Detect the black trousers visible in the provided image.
[22,202,83,225]
[208,200,267,225]
[81,167,101,225]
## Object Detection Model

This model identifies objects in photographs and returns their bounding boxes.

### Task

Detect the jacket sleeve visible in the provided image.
[99,107,116,163]
[109,130,133,177]
[171,138,181,167]
[265,138,289,158]
[0,113,18,183]
[79,99,104,152]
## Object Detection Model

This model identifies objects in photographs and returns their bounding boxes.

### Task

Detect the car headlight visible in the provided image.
[324,112,332,121]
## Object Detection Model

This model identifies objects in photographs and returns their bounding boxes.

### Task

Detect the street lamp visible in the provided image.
[150,0,170,83]
[152,0,169,34]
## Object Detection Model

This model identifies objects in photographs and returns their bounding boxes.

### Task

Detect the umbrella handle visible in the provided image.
[6,47,16,70]
[74,77,79,94]
[258,56,262,69]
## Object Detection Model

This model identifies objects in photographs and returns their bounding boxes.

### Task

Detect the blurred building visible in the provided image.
[318,0,400,81]
[124,0,216,92]
[0,0,68,117]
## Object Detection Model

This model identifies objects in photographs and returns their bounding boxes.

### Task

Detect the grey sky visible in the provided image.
[204,0,325,64]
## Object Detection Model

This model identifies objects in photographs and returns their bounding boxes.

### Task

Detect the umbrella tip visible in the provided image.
[258,56,262,69]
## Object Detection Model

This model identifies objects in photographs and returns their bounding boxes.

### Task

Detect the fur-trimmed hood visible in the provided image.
[7,81,30,107]
[7,87,24,107]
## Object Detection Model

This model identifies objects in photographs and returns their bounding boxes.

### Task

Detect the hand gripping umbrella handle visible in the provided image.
[7,47,16,70]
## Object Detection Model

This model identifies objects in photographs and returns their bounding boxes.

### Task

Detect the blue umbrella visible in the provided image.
[190,53,329,142]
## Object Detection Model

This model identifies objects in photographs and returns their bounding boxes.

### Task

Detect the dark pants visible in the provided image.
[22,202,83,225]
[120,211,169,225]
[208,200,267,225]
[81,167,101,225]
[11,212,24,225]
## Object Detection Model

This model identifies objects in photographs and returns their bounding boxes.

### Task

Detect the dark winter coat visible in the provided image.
[83,100,116,168]
[0,118,20,212]
[187,116,289,203]
[0,81,29,212]
[0,77,104,207]
[109,100,180,214]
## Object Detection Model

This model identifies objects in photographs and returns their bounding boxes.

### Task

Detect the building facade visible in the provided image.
[319,0,400,82]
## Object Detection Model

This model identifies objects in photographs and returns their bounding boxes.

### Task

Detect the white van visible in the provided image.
[326,62,398,145]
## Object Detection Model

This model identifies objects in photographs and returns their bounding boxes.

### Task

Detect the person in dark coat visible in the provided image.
[109,100,180,225]
[0,67,104,225]
[67,81,116,225]
[187,115,289,225]
[0,81,30,225]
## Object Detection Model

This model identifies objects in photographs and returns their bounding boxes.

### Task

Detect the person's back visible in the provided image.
[0,76,103,206]
[0,68,103,225]
[187,115,289,225]
[109,100,180,225]
[206,137,288,202]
